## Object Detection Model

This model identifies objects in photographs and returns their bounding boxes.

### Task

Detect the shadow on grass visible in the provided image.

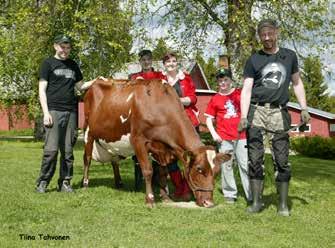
[72,177,143,193]
[262,192,309,211]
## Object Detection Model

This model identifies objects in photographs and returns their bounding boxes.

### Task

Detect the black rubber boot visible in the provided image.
[277,182,290,217]
[247,179,264,213]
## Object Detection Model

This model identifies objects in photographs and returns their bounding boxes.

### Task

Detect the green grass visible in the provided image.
[0,141,334,248]
[0,128,33,137]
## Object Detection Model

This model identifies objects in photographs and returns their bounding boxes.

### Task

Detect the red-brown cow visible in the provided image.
[83,78,230,208]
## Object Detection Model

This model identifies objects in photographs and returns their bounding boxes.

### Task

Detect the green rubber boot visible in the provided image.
[247,179,264,213]
[277,182,290,217]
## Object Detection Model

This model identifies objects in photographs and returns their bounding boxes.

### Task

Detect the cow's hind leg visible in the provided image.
[111,157,123,188]
[83,135,94,188]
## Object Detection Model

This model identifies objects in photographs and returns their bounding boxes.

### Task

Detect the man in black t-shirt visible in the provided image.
[36,35,95,193]
[238,19,311,216]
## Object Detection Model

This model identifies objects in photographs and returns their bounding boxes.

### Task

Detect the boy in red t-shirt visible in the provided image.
[205,68,251,203]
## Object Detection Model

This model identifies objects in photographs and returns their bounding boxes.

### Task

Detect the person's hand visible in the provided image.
[43,112,53,127]
[212,134,222,143]
[98,76,108,81]
[238,118,248,132]
[301,109,311,124]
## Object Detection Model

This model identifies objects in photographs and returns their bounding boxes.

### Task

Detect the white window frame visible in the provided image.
[330,124,335,132]
[290,123,311,133]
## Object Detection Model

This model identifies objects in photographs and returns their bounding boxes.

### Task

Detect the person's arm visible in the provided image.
[291,71,310,123]
[291,72,307,109]
[181,75,197,106]
[75,79,95,91]
[240,77,254,119]
[205,117,222,143]
[39,79,52,127]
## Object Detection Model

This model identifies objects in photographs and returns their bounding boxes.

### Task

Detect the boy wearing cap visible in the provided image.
[239,19,310,216]
[129,50,161,80]
[36,34,94,193]
[205,68,251,204]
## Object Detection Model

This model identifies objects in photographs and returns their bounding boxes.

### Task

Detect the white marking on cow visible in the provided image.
[162,79,168,84]
[126,92,134,102]
[92,133,133,162]
[148,193,154,199]
[84,126,89,144]
[206,150,217,170]
[120,109,132,123]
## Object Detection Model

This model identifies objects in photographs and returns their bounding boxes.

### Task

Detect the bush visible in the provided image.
[291,136,335,160]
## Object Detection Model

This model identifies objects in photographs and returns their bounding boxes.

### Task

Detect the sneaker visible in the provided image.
[224,197,236,204]
[36,181,48,193]
[59,180,74,193]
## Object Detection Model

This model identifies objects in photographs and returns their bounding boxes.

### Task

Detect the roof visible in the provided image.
[113,59,212,90]
[287,102,335,120]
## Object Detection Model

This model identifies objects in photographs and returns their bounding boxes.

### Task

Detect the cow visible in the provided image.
[83,78,231,208]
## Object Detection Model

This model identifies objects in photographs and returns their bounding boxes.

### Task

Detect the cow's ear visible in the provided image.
[214,153,231,165]
[183,150,194,166]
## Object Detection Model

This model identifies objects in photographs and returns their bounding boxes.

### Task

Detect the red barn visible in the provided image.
[287,102,335,138]
[2,59,335,139]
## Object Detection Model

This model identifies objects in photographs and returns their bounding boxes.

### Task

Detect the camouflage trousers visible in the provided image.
[246,103,291,182]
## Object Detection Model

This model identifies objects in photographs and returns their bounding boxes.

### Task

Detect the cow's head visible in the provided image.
[183,146,231,208]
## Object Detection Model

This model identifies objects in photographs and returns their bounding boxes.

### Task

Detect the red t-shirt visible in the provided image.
[205,88,246,140]
[129,70,162,80]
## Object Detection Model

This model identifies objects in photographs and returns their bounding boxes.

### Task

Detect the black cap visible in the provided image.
[257,19,278,33]
[138,49,152,58]
[216,68,233,79]
[54,34,71,44]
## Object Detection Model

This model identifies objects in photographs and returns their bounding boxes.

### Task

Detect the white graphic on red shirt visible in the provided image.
[224,100,237,119]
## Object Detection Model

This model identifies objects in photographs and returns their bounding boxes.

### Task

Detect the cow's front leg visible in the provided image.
[158,166,171,203]
[132,141,155,207]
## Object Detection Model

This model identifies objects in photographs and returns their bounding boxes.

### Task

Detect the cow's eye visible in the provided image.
[196,165,203,174]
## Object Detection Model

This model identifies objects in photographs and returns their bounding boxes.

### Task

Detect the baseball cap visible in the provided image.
[54,34,71,44]
[257,19,278,33]
[138,49,152,58]
[216,68,233,79]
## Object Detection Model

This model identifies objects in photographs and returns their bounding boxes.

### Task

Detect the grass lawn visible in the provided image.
[0,140,334,248]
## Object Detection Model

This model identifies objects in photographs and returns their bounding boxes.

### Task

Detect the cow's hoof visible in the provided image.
[115,181,124,189]
[145,193,155,208]
[82,178,89,188]
[203,200,215,208]
[160,194,172,203]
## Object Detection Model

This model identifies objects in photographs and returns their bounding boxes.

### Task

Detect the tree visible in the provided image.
[135,0,334,79]
[0,0,135,122]
[152,38,171,60]
[290,56,333,112]
[195,52,217,90]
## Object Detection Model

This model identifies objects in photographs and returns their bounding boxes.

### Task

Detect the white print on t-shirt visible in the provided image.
[53,69,76,80]
[224,100,237,119]
[260,62,286,89]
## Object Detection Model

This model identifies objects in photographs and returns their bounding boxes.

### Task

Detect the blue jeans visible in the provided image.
[218,139,251,201]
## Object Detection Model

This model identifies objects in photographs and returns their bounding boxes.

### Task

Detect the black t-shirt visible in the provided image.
[39,57,83,111]
[243,47,299,105]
